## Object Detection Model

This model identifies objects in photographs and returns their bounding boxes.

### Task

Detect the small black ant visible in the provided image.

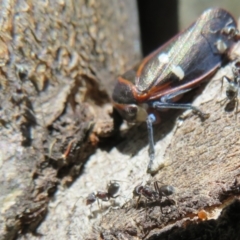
[86,181,120,209]
[133,184,158,202]
[222,60,240,112]
[133,181,175,212]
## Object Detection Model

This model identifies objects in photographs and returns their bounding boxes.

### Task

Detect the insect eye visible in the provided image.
[127,105,138,116]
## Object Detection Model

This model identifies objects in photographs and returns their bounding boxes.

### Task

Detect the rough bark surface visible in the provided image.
[28,62,240,240]
[2,1,240,240]
[0,0,140,239]
[15,39,240,240]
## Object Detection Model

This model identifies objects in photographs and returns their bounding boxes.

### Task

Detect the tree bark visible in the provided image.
[1,1,240,240]
[22,43,240,240]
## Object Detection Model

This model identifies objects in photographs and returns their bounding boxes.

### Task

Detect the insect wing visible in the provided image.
[135,8,237,97]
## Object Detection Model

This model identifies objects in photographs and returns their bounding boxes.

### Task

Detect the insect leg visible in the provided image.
[146,114,157,173]
[97,198,101,210]
[151,89,209,119]
[153,181,164,213]
[153,101,209,120]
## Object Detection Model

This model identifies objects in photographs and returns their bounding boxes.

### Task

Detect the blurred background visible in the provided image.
[137,0,240,56]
